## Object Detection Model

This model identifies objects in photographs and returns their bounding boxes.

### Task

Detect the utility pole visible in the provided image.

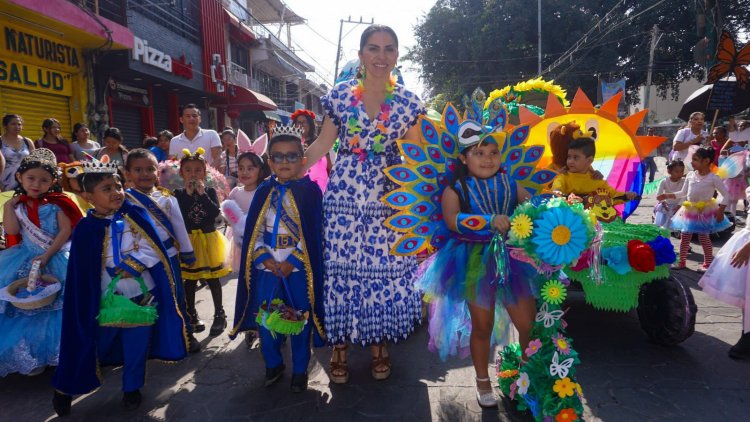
[643,24,662,125]
[333,16,374,85]
[538,0,542,75]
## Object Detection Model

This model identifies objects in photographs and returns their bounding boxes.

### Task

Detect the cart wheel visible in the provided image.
[637,275,696,346]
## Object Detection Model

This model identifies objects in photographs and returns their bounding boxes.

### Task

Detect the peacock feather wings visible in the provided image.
[381,89,557,256]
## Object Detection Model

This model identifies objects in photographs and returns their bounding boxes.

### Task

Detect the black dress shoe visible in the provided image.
[52,391,72,417]
[122,390,142,410]
[188,310,206,333]
[729,332,750,359]
[290,373,308,393]
[188,333,201,353]
[210,310,227,336]
[265,364,285,387]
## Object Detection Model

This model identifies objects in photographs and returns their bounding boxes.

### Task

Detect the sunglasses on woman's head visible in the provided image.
[269,152,303,163]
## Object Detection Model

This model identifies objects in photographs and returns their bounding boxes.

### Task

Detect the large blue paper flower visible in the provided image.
[531,206,589,266]
[601,246,632,275]
[647,235,677,266]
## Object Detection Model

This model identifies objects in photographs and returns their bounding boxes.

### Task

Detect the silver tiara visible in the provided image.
[22,148,57,167]
[81,155,119,174]
[271,124,304,140]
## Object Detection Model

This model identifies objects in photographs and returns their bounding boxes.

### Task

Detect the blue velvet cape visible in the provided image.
[230,176,325,346]
[52,200,188,395]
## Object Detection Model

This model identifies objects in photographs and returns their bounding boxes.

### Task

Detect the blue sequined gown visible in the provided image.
[0,204,69,376]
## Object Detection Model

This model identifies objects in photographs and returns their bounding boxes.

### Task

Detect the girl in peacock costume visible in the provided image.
[381,92,556,408]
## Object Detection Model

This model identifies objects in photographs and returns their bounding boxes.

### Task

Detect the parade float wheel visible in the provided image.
[637,275,697,346]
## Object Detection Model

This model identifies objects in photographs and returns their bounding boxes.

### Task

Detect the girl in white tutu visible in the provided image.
[657,147,731,272]
[654,159,685,230]
[700,186,750,359]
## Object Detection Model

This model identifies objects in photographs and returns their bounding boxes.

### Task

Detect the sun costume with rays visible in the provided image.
[381,88,556,359]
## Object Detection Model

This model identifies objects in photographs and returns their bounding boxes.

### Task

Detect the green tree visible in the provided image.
[408,0,750,105]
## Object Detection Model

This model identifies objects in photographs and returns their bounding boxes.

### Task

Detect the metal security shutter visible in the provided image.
[0,87,72,141]
[152,88,170,134]
[110,104,143,149]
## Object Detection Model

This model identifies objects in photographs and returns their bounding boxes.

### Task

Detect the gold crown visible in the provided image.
[22,148,57,167]
[271,124,304,140]
[81,154,119,174]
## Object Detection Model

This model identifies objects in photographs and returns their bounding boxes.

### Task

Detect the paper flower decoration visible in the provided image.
[552,333,572,355]
[569,248,592,272]
[516,372,531,395]
[531,206,589,265]
[553,377,576,398]
[499,369,519,379]
[601,246,632,275]
[647,236,677,266]
[525,338,542,357]
[511,213,534,239]
[556,408,579,422]
[541,280,567,305]
[627,239,656,272]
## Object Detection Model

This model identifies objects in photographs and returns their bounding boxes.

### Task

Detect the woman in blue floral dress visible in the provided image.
[305,25,425,383]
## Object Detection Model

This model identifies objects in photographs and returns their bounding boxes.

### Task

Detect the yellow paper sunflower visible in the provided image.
[541,280,567,305]
[510,213,533,239]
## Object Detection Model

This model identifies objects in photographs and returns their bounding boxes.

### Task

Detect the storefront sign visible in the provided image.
[0,59,71,96]
[2,25,81,73]
[109,79,150,107]
[172,55,193,79]
[132,36,172,73]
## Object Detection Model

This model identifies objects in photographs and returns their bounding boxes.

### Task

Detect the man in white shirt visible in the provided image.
[169,104,222,167]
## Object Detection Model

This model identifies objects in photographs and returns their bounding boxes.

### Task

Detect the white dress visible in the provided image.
[654,177,684,229]
[320,80,426,345]
[700,188,750,333]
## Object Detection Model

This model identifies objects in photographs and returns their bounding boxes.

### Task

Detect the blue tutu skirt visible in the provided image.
[415,234,540,360]
[670,199,731,234]
[0,244,68,376]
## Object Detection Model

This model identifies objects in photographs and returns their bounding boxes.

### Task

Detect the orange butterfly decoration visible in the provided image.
[707,30,750,90]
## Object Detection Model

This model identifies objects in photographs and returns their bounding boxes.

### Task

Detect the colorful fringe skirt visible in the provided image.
[181,229,231,280]
[416,234,540,360]
[670,198,732,234]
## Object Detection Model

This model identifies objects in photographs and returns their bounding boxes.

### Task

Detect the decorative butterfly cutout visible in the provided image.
[535,302,565,328]
[707,30,750,90]
[549,351,575,379]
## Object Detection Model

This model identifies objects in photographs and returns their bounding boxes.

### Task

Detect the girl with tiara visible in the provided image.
[416,132,538,408]
[0,148,82,376]
[174,148,231,336]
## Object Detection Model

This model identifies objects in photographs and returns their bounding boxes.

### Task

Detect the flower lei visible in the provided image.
[347,75,397,161]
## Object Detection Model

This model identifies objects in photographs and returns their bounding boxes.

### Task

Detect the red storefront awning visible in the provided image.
[228,84,277,111]
[223,9,255,43]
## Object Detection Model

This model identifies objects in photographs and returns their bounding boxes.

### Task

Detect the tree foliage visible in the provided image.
[408,0,750,105]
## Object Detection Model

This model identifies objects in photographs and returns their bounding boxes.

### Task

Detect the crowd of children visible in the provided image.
[3,102,750,417]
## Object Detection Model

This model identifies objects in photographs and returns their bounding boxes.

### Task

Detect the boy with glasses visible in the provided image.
[230,124,325,393]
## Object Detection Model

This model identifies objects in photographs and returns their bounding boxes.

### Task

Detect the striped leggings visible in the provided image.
[679,232,713,267]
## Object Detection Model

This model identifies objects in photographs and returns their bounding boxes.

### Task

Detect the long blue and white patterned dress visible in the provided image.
[321,79,425,346]
[0,204,69,376]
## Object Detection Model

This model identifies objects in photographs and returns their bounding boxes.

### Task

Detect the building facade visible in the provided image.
[0,0,132,142]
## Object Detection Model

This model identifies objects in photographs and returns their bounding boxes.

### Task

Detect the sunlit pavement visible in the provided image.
[1,157,748,421]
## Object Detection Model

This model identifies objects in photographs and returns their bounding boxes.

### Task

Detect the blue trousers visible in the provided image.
[256,270,312,375]
[97,325,151,392]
